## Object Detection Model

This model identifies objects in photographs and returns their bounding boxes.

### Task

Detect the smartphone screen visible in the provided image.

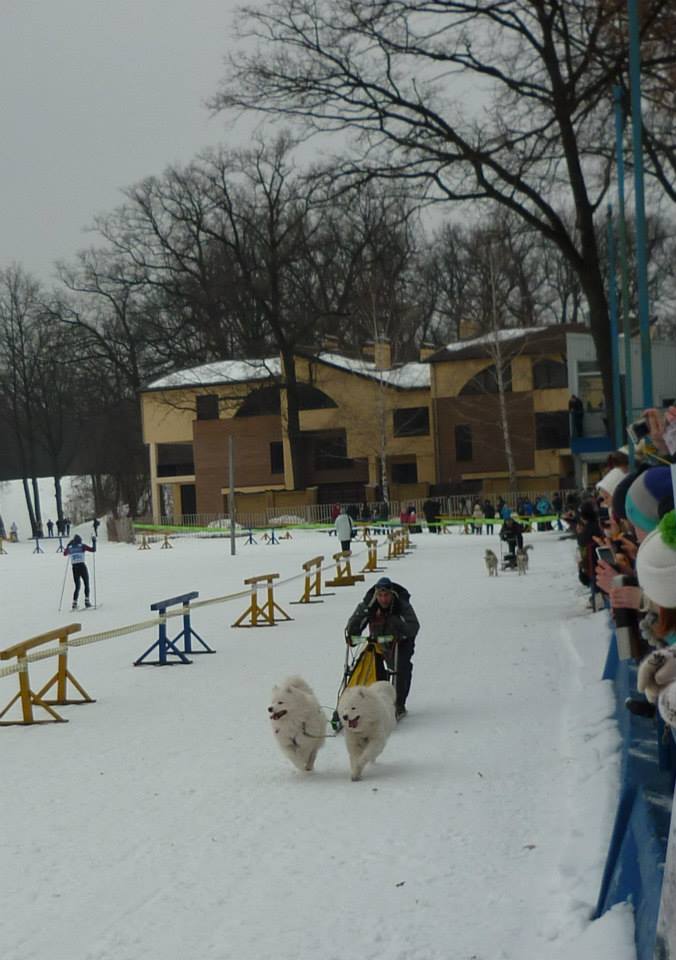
[596,546,616,566]
[628,419,650,444]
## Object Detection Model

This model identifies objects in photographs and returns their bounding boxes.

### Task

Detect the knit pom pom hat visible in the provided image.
[625,467,674,535]
[636,510,676,608]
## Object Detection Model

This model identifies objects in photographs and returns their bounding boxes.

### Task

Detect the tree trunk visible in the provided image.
[280,350,305,491]
[22,477,37,537]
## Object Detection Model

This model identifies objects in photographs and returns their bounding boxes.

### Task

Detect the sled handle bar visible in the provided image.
[347,634,395,646]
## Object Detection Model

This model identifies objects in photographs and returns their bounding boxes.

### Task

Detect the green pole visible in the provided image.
[613,86,635,467]
[627,0,654,408]
[606,206,623,450]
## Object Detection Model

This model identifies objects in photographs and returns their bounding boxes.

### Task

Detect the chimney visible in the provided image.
[458,318,482,341]
[374,338,392,370]
[419,342,436,361]
[321,333,340,353]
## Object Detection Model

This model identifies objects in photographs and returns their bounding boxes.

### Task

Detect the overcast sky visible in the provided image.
[1,0,255,282]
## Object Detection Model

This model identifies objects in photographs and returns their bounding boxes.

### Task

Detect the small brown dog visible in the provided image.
[484,549,499,576]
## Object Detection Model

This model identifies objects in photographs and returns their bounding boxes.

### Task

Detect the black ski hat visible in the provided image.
[72,534,82,545]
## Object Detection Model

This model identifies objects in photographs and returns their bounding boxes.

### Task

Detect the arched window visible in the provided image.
[459,363,512,396]
[532,358,568,389]
[234,383,338,417]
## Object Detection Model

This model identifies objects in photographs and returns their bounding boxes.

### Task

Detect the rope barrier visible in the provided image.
[0,536,390,679]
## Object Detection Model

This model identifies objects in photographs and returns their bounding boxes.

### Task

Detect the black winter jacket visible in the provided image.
[345,581,420,643]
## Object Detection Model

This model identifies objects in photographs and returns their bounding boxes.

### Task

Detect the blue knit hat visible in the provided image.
[626,467,674,535]
[375,577,393,591]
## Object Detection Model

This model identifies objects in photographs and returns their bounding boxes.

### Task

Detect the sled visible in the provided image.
[331,635,398,731]
[499,537,518,572]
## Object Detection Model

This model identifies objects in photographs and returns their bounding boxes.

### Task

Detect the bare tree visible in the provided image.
[211,0,676,436]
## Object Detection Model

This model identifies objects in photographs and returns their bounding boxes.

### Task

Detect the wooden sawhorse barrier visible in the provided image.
[138,534,151,550]
[0,623,93,725]
[387,532,402,560]
[360,539,383,574]
[135,591,214,665]
[292,556,335,604]
[232,573,292,627]
[161,534,173,549]
[325,551,365,588]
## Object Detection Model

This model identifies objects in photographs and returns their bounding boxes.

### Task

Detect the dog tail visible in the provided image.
[283,676,315,695]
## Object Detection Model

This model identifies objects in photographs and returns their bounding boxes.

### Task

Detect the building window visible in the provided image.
[455,424,473,462]
[535,411,570,449]
[196,394,219,420]
[532,359,568,389]
[314,434,352,470]
[270,441,284,475]
[393,407,430,437]
[391,461,418,483]
[459,363,512,395]
[156,443,194,477]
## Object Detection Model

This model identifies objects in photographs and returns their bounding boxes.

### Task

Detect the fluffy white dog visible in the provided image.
[338,681,397,781]
[268,676,328,773]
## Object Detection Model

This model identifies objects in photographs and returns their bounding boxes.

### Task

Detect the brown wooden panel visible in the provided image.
[193,417,283,514]
[436,393,534,482]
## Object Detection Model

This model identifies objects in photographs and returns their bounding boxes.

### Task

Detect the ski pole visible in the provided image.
[58,557,70,612]
[92,538,97,609]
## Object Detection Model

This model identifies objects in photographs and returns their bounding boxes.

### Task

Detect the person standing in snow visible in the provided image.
[64,534,96,609]
[345,576,420,720]
[334,507,354,552]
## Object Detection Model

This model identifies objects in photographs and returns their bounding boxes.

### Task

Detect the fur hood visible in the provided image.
[362,580,411,607]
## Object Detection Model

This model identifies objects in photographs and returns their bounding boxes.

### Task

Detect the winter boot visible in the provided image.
[85,599,92,608]
[72,601,78,610]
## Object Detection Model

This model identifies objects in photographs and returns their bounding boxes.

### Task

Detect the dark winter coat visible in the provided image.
[345,581,420,643]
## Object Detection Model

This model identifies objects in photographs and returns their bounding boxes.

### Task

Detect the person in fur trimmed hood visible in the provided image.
[345,577,420,720]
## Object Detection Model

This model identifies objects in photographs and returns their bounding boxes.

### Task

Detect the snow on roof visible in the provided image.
[146,352,430,392]
[442,326,549,352]
[145,358,281,390]
[316,351,430,389]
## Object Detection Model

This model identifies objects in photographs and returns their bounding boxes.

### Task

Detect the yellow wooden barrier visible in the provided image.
[0,623,90,726]
[0,537,7,555]
[161,534,173,549]
[232,573,293,627]
[325,551,365,588]
[360,539,382,574]
[138,535,151,550]
[292,556,334,604]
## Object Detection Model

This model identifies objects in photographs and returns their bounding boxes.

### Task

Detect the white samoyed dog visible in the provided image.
[268,676,328,773]
[338,681,397,781]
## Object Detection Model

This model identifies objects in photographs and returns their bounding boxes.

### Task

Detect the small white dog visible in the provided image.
[338,681,397,781]
[484,549,499,576]
[268,676,328,773]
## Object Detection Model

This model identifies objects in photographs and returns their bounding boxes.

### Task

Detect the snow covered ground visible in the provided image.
[0,518,636,960]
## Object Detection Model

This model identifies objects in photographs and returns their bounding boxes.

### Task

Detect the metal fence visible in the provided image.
[133,488,578,537]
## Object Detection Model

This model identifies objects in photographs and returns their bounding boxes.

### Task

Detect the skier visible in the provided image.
[64,534,96,609]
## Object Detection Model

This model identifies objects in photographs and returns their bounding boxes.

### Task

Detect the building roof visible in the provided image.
[144,358,281,391]
[426,324,587,362]
[143,351,431,393]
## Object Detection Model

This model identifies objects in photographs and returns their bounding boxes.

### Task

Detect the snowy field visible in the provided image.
[0,522,636,960]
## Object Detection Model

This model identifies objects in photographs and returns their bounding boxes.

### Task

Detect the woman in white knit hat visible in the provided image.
[635,510,676,727]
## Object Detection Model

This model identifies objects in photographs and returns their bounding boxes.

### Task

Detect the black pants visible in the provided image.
[485,522,494,534]
[375,638,415,709]
[340,539,351,552]
[72,563,90,602]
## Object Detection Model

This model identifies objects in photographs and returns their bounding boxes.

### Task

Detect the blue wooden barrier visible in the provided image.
[595,631,675,960]
[134,591,214,666]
